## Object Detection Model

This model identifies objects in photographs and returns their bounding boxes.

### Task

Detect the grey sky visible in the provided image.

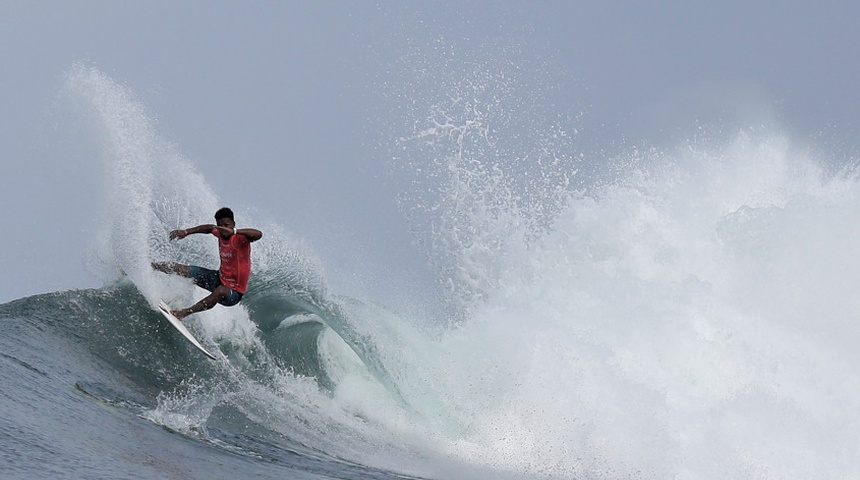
[3,1,860,305]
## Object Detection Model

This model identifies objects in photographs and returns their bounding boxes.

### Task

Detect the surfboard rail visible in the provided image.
[157,300,217,360]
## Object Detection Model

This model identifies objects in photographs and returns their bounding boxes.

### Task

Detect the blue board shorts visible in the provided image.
[189,266,244,306]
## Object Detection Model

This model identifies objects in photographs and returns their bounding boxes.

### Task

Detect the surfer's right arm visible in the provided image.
[169,224,216,240]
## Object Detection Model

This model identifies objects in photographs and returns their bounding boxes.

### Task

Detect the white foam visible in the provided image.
[397,127,860,478]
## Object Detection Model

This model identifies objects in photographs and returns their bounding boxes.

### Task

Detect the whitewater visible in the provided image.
[2,63,860,480]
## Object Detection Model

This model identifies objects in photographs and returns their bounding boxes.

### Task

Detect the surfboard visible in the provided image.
[157,300,217,360]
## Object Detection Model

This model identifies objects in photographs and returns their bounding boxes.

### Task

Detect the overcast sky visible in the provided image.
[3,1,860,305]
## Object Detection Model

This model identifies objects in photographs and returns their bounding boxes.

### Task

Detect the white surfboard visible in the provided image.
[157,300,217,360]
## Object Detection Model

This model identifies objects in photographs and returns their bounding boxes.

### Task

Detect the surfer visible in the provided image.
[152,207,262,320]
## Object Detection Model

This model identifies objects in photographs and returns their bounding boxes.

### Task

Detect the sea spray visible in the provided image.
[384,38,860,477]
[401,125,860,478]
[388,41,580,315]
[60,64,218,303]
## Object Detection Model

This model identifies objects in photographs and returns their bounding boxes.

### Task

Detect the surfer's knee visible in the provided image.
[214,286,243,307]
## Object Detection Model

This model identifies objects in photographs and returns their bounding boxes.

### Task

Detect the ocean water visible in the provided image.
[3,65,860,480]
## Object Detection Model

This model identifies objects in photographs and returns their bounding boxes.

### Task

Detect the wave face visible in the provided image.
[3,63,860,480]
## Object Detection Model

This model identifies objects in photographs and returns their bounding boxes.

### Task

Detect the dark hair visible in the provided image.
[214,207,234,221]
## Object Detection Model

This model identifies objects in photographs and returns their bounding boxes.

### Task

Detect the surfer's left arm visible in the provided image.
[213,226,263,242]
[238,227,263,242]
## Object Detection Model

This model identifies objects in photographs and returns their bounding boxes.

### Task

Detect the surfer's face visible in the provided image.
[216,217,235,237]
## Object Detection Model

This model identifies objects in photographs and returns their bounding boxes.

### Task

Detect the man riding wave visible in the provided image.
[153,207,262,319]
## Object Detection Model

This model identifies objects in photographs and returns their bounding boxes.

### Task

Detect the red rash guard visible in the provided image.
[213,228,252,293]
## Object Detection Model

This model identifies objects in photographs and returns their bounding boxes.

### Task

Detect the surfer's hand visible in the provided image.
[173,309,190,320]
[169,229,188,240]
